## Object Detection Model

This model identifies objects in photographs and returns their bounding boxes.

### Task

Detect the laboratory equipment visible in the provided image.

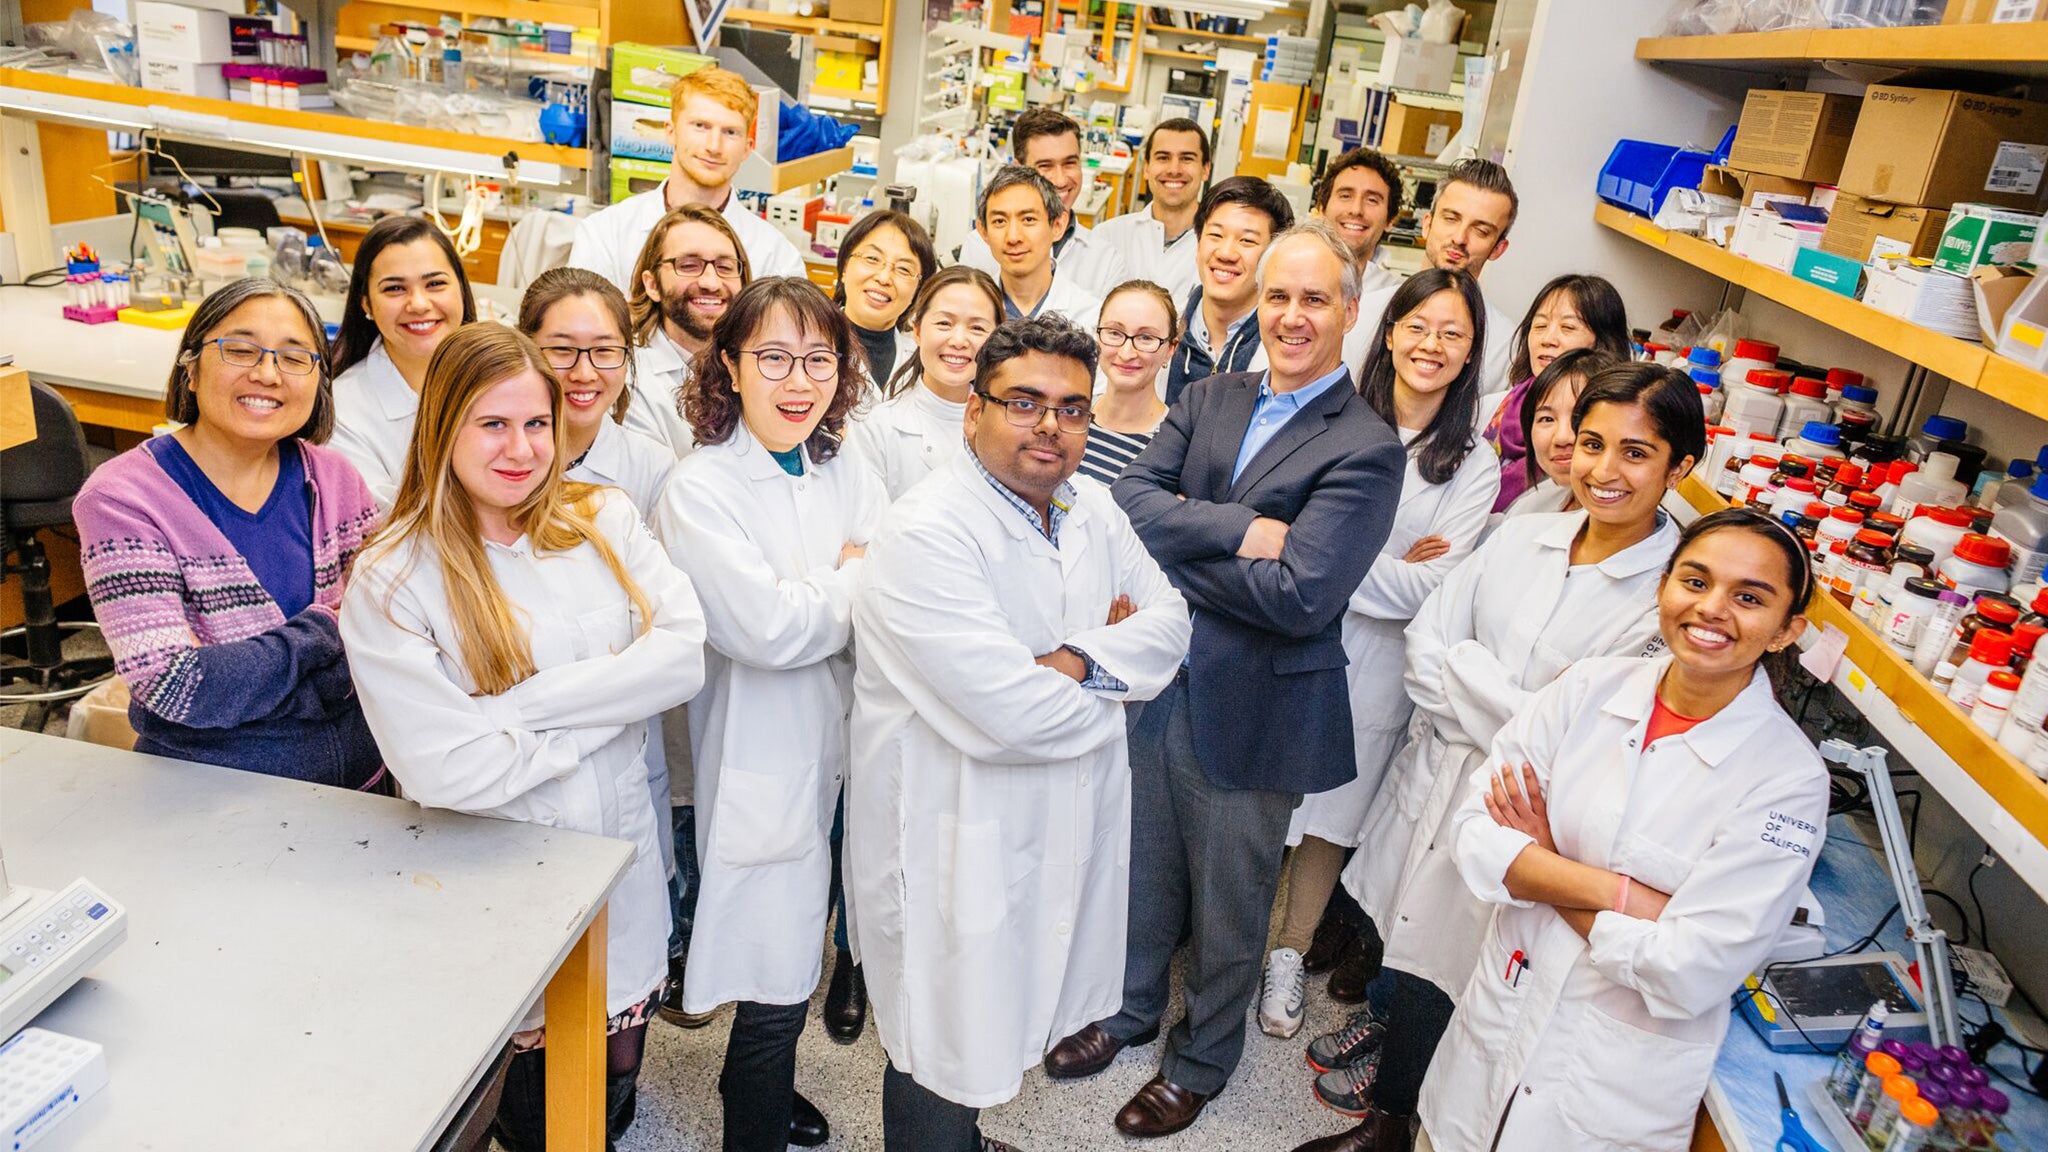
[1742,951,1929,1050]
[0,1029,106,1150]
[0,854,127,1041]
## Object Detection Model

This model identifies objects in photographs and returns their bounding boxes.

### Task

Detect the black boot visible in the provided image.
[823,948,867,1043]
[789,1090,829,1146]
[657,952,715,1028]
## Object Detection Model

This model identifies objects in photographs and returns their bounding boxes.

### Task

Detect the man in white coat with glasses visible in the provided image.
[847,314,1191,1151]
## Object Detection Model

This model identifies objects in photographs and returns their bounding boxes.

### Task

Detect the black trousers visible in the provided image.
[1374,968,1455,1117]
[718,999,808,1152]
[882,1063,981,1152]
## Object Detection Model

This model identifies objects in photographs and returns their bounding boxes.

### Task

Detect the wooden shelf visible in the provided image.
[1143,48,1212,61]
[359,0,602,25]
[1593,202,2048,421]
[810,83,880,104]
[0,67,589,175]
[766,144,852,192]
[1678,475,2048,851]
[724,8,887,36]
[1149,27,1268,43]
[1637,23,2048,77]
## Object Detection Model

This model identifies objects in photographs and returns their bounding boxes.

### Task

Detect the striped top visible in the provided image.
[71,437,384,787]
[1078,425,1155,486]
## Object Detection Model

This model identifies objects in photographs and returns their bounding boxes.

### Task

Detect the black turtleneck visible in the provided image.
[855,323,898,384]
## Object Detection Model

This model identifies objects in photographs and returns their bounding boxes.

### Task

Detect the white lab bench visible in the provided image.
[0,728,630,1151]
[0,288,181,433]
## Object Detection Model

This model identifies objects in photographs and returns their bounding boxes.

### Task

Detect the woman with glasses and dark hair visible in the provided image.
[650,276,885,1152]
[328,214,479,508]
[834,209,936,390]
[843,265,1004,500]
[1077,280,1178,486]
[73,277,383,789]
[1482,274,1631,512]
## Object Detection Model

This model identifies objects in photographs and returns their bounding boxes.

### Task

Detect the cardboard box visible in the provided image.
[1377,38,1456,93]
[1838,85,2048,211]
[1867,257,1981,338]
[1732,200,1828,262]
[0,366,31,452]
[1757,218,1827,272]
[1793,247,1866,298]
[609,157,669,204]
[610,101,672,162]
[1381,100,1462,157]
[1822,194,1948,263]
[830,0,888,24]
[1935,202,2042,276]
[1700,164,1816,209]
[134,2,234,63]
[609,43,713,110]
[1995,270,2048,368]
[139,57,227,99]
[1974,264,2033,346]
[1729,89,1861,183]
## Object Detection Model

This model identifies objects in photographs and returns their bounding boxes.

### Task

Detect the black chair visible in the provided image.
[1,380,115,730]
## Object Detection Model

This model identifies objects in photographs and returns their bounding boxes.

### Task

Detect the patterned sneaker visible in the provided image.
[1259,947,1308,1038]
[1306,1008,1386,1073]
[1314,1053,1382,1118]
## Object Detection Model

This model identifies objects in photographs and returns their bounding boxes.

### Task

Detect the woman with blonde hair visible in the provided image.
[340,322,707,1151]
[652,276,884,1151]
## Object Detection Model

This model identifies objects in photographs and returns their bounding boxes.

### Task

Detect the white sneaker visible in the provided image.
[1259,946,1307,1038]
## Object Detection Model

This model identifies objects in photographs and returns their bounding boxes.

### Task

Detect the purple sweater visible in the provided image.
[74,438,384,787]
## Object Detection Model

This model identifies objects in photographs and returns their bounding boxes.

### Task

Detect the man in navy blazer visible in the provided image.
[1042,218,1405,1138]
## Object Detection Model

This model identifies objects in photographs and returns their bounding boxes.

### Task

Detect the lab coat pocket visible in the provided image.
[1615,834,1694,898]
[576,602,634,658]
[939,816,1006,938]
[713,761,821,869]
[1555,1007,1717,1151]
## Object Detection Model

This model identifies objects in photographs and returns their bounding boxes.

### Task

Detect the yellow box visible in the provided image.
[119,302,198,329]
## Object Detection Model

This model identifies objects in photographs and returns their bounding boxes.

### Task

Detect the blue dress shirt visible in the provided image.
[1230,365,1351,483]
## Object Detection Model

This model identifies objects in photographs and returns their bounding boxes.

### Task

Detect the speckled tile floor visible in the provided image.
[615,927,1365,1151]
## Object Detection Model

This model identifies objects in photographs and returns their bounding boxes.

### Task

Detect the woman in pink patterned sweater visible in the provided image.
[73,278,384,788]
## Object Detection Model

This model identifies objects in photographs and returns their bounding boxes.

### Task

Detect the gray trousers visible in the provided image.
[1104,675,1301,1095]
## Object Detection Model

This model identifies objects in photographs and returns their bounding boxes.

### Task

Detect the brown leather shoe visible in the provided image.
[1114,1075,1213,1138]
[1042,1022,1156,1080]
[1289,1109,1414,1152]
[1325,932,1384,1004]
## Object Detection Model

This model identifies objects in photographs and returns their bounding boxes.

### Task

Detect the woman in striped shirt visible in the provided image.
[1078,280,1177,486]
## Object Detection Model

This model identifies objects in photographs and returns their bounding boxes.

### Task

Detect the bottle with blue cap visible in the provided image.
[1991,470,2048,589]
[1787,420,1846,461]
[1987,458,2038,509]
[1689,366,1723,422]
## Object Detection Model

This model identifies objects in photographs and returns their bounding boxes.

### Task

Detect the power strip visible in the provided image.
[0,1029,106,1149]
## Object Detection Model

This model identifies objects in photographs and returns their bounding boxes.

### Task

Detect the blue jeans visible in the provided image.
[667,805,698,959]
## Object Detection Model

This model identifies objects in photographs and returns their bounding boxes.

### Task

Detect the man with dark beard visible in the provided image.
[624,202,753,457]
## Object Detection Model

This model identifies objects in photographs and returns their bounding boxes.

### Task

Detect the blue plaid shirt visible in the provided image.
[967,446,1125,692]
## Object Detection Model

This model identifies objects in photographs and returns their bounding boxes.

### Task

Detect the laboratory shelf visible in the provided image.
[724,9,888,37]
[1148,27,1270,43]
[1143,48,1213,62]
[1677,476,2048,895]
[766,145,854,193]
[0,68,587,182]
[1593,202,2048,422]
[1636,22,2048,77]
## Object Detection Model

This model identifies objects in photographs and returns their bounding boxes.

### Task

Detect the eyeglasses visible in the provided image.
[539,345,630,371]
[851,248,922,283]
[205,337,321,376]
[1396,320,1472,350]
[976,390,1092,434]
[1097,327,1171,354]
[659,255,742,280]
[740,348,842,382]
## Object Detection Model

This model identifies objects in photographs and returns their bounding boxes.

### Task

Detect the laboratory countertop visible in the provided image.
[0,728,632,1152]
[0,288,183,401]
[1707,813,2047,1151]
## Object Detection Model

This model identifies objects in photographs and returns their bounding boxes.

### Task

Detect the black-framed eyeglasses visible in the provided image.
[740,348,841,382]
[205,337,321,376]
[539,345,630,371]
[1097,327,1170,354]
[976,390,1092,434]
[659,255,742,279]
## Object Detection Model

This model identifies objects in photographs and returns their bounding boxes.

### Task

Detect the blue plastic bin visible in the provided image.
[1596,125,1736,218]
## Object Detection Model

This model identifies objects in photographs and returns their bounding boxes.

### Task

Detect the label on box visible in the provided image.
[1987,141,2048,196]
[1425,123,1450,153]
[1994,0,2040,18]
[1870,235,1914,260]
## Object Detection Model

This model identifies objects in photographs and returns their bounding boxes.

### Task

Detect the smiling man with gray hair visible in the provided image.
[1039,219,1405,1139]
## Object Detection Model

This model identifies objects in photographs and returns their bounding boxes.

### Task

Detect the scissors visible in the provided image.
[1776,1072,1825,1152]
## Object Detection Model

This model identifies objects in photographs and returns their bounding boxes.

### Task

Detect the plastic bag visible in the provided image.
[1661,0,1746,35]
[1418,0,1465,43]
[1660,0,1826,33]
[1745,0,1827,30]
[1821,0,1944,27]
[27,11,137,83]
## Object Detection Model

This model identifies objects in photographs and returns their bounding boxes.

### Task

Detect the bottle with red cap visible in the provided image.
[1826,367,1865,408]
[1933,600,2020,692]
[1784,377,1834,432]
[1902,506,1977,569]
[1720,338,1780,390]
[1876,459,1916,508]
[1947,630,2016,710]
[1826,463,1865,507]
[1725,368,1790,439]
[1938,534,2013,597]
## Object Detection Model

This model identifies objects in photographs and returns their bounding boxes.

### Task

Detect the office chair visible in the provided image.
[1,381,115,731]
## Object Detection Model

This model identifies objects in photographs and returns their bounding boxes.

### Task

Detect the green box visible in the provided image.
[1792,246,1865,298]
[610,43,713,110]
[609,157,669,204]
[1935,202,2042,277]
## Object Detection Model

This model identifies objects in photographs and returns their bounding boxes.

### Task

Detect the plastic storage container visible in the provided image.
[1990,471,2048,588]
[1783,377,1833,432]
[1891,454,1968,518]
[1940,534,2014,597]
[1724,369,1789,439]
[1787,421,1846,460]
[1597,138,1719,218]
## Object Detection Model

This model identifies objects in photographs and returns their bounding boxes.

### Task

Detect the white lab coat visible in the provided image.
[340,489,708,1025]
[1088,207,1198,305]
[567,417,676,517]
[651,423,886,1011]
[847,450,1191,1107]
[1337,259,1405,380]
[568,183,805,297]
[959,219,1127,298]
[1480,478,1573,542]
[1416,657,1827,1152]
[626,329,697,458]
[1287,428,1499,847]
[1011,264,1104,335]
[1343,509,1679,997]
[842,383,967,501]
[1348,285,1515,410]
[329,340,416,509]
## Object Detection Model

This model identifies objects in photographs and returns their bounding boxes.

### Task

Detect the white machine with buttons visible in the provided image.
[0,857,127,1042]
